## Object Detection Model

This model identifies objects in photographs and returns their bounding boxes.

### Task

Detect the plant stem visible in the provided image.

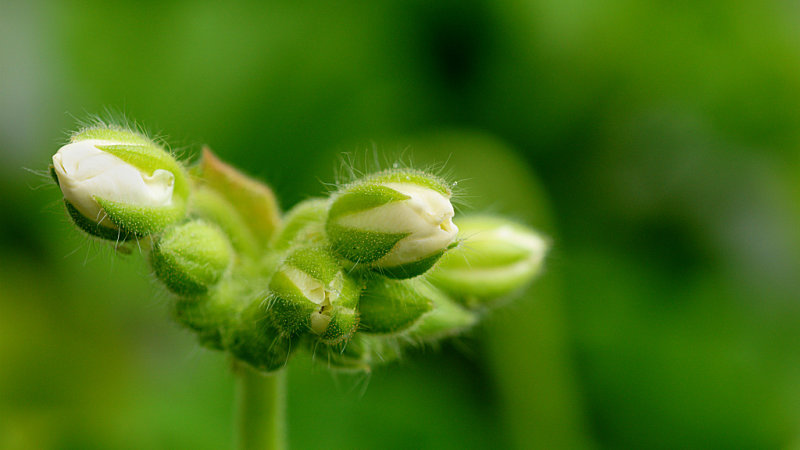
[234,363,287,450]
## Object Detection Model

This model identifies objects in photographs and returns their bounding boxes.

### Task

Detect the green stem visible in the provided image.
[234,363,287,450]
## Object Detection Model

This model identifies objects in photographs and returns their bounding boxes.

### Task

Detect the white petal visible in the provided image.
[283,267,326,305]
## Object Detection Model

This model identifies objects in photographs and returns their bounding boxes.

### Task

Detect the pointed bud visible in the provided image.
[152,220,232,295]
[326,170,458,279]
[428,216,548,308]
[407,282,478,342]
[51,126,189,239]
[358,278,433,335]
[269,246,360,344]
[272,198,328,251]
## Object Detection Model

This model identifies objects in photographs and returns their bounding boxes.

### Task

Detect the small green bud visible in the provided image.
[427,216,548,308]
[172,295,235,350]
[51,126,189,239]
[407,282,478,342]
[318,333,402,372]
[229,302,296,372]
[358,278,433,335]
[152,220,232,295]
[326,170,458,279]
[269,246,360,344]
[272,198,328,251]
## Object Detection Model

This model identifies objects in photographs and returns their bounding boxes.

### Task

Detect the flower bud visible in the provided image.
[152,220,232,295]
[427,216,548,308]
[229,301,296,373]
[272,198,328,251]
[318,333,402,372]
[269,246,360,344]
[326,170,458,279]
[358,278,433,335]
[51,126,188,239]
[406,282,477,342]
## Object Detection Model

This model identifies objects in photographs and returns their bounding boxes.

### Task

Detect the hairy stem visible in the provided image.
[234,363,287,450]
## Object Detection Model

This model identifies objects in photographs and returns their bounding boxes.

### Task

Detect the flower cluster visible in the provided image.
[51,124,549,372]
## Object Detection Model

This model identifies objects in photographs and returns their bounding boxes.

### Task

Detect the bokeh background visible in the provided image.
[2,0,800,448]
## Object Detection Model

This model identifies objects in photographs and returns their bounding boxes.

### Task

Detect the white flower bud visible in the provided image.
[51,127,188,238]
[53,140,175,228]
[326,170,459,279]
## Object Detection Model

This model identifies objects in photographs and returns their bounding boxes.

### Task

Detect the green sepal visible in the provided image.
[95,143,189,199]
[327,224,408,264]
[64,199,129,241]
[316,333,402,372]
[267,271,318,337]
[407,282,478,343]
[285,246,342,283]
[375,243,455,279]
[326,183,410,264]
[327,184,409,220]
[358,278,434,335]
[361,169,452,197]
[272,198,328,251]
[427,216,547,307]
[171,296,235,350]
[72,126,154,146]
[317,307,359,345]
[229,302,296,373]
[195,148,281,247]
[170,273,247,350]
[190,186,259,257]
[95,196,187,236]
[49,165,59,187]
[151,220,232,295]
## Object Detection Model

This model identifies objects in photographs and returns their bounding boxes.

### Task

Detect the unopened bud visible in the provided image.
[152,220,232,295]
[358,278,433,335]
[272,198,328,251]
[326,170,458,279]
[407,281,478,342]
[51,126,188,239]
[229,301,296,372]
[269,246,360,344]
[428,216,548,308]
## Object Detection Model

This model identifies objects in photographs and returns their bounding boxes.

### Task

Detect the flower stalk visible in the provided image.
[235,363,287,450]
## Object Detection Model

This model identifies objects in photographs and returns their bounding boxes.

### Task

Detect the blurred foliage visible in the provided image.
[2,0,800,449]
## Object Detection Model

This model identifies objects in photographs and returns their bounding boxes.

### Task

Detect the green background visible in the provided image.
[2,0,800,448]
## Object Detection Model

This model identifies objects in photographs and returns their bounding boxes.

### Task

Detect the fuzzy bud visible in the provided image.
[406,281,478,342]
[51,126,188,239]
[358,278,433,335]
[272,198,328,251]
[269,246,360,344]
[428,216,548,308]
[326,170,458,279]
[152,220,232,295]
